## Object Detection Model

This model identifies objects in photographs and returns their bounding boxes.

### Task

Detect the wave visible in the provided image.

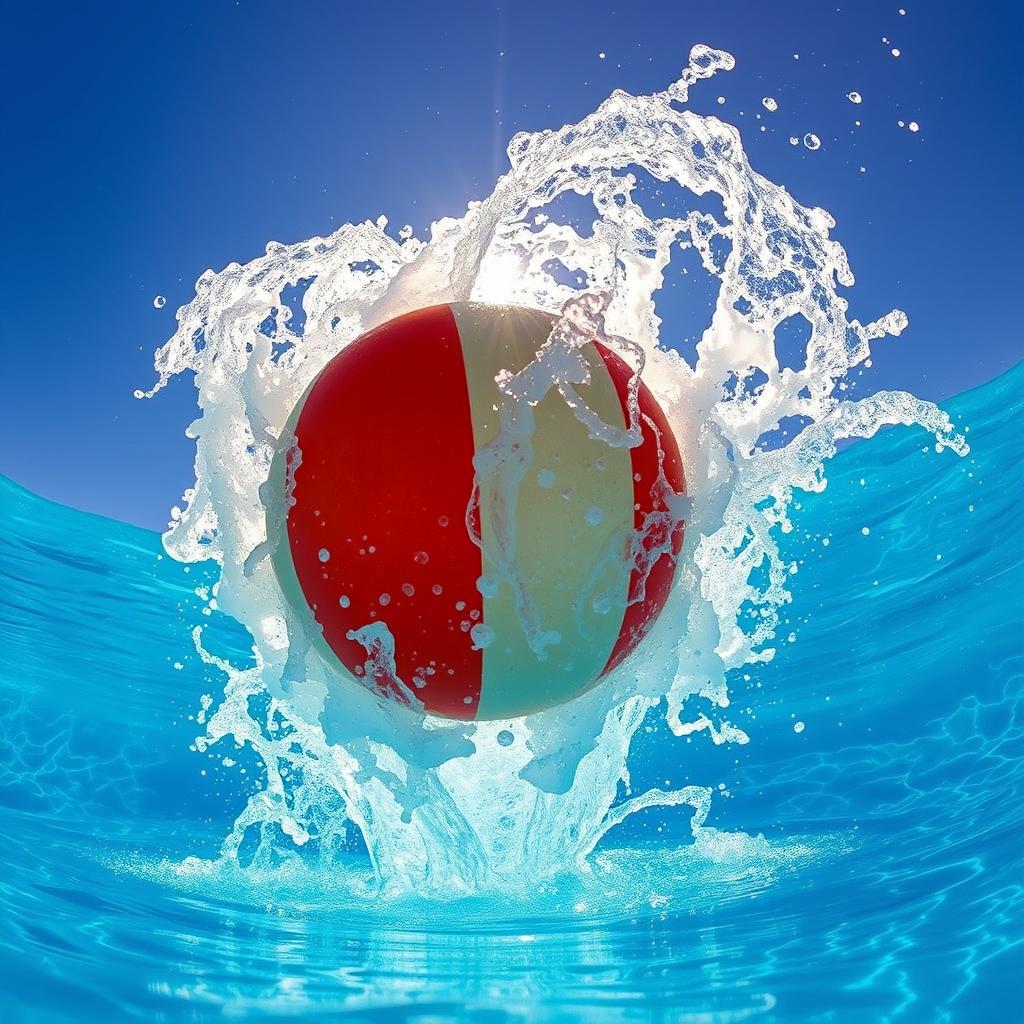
[0,362,1019,1019]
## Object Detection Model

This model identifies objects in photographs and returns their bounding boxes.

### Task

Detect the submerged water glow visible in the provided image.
[1,361,1019,1019]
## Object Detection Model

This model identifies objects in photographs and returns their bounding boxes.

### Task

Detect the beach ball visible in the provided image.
[270,302,685,720]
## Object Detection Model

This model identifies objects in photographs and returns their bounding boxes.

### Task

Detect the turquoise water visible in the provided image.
[1,361,1021,1021]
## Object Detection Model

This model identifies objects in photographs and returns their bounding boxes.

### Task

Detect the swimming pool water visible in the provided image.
[1,362,1021,1021]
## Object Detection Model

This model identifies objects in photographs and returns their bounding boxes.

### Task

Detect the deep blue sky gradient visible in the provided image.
[1,0,1021,528]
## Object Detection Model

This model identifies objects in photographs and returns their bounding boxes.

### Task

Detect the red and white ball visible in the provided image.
[271,302,685,720]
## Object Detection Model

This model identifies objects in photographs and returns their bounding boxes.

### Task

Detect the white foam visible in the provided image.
[143,45,966,895]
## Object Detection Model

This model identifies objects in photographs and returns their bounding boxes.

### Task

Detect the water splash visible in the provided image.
[142,44,965,895]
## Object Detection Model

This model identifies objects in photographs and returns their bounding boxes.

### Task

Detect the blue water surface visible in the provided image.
[1,365,1021,1022]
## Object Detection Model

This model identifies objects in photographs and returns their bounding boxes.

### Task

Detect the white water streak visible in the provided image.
[143,45,965,895]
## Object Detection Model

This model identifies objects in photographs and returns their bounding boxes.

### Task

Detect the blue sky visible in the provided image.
[1,0,1020,528]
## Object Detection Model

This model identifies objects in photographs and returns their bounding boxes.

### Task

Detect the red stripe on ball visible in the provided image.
[593,341,686,674]
[288,305,484,719]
